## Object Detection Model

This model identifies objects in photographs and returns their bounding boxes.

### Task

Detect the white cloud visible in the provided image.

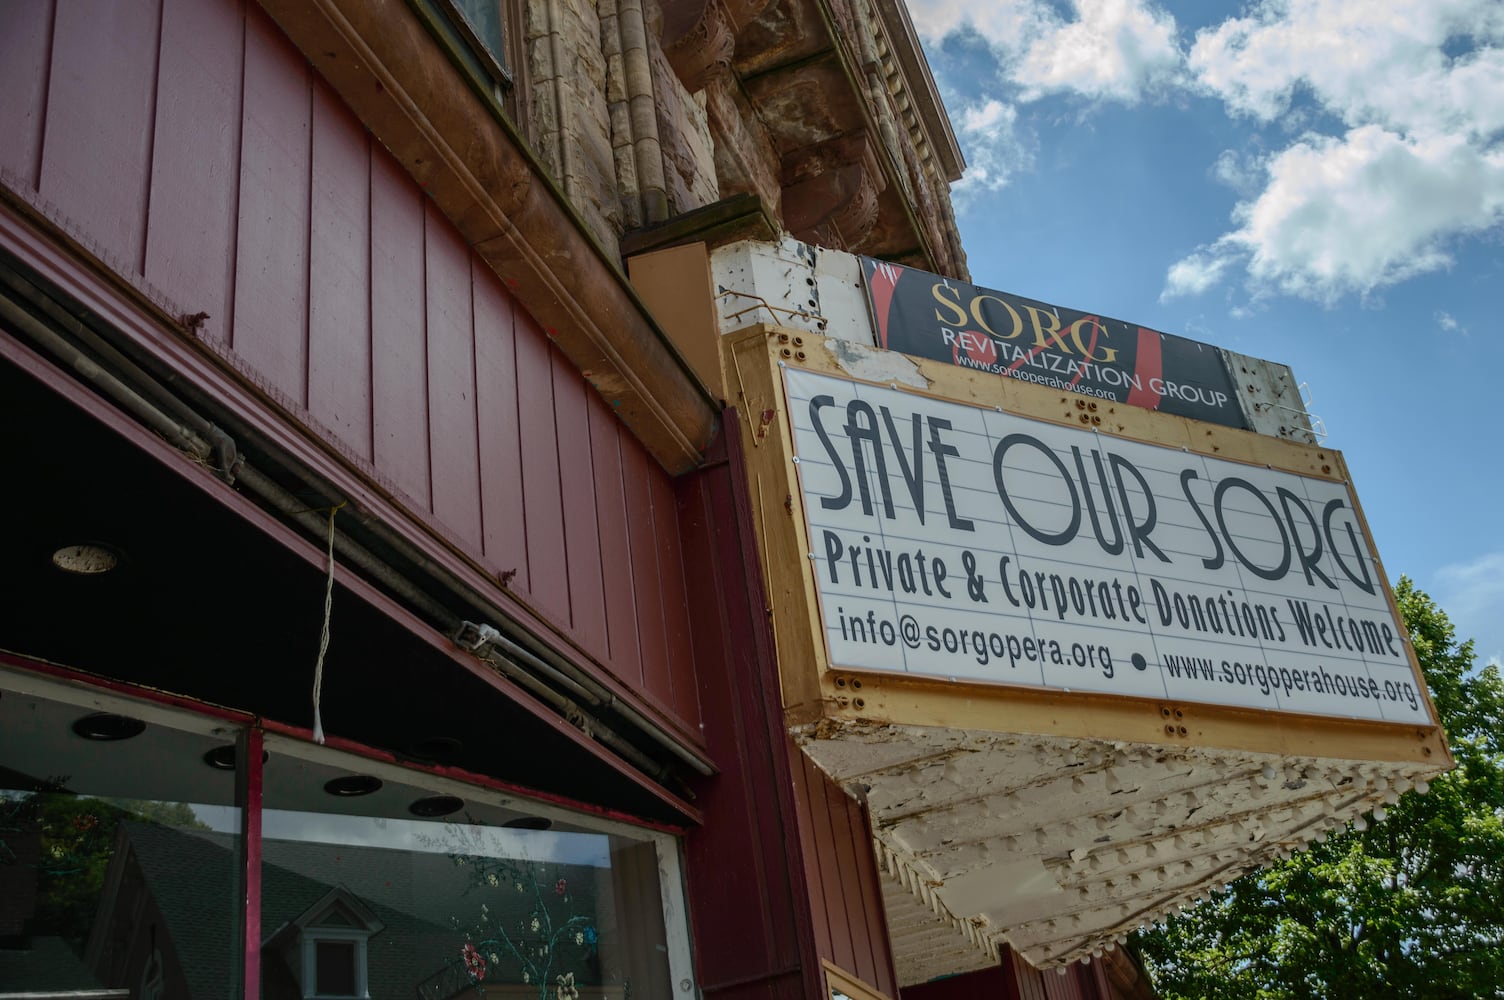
[1189,0,1504,136]
[1161,251,1231,301]
[1435,310,1462,332]
[907,0,1185,104]
[1166,0,1504,303]
[951,99,1033,199]
[1231,127,1504,301]
[1013,0,1184,102]
[1430,551,1504,668]
[904,0,1044,53]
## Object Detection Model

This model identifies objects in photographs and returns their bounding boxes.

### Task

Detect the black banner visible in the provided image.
[860,257,1248,429]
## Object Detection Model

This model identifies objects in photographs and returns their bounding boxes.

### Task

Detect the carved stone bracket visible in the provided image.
[659,0,736,92]
[780,132,885,248]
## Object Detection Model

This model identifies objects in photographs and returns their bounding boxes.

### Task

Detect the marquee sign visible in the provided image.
[785,366,1428,724]
[859,258,1247,429]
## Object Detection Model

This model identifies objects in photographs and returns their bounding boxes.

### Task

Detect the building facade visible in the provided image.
[0,2,1444,999]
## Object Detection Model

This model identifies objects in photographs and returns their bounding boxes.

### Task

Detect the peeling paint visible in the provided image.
[825,337,930,389]
[795,719,1446,978]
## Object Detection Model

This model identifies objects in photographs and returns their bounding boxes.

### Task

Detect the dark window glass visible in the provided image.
[0,682,242,997]
[453,0,506,66]
[315,940,358,995]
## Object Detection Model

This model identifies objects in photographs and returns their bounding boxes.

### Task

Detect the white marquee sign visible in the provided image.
[785,367,1428,723]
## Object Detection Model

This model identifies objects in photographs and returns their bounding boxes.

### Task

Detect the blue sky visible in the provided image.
[910,0,1503,666]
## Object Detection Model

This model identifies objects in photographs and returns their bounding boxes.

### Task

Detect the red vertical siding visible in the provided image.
[794,749,899,998]
[0,0,705,748]
[232,4,310,400]
[308,87,373,459]
[794,751,849,973]
[553,356,610,658]
[142,0,244,347]
[369,153,432,509]
[474,266,528,581]
[514,310,569,620]
[623,436,673,713]
[0,0,57,192]
[589,404,644,687]
[423,210,483,547]
[680,424,819,1000]
[651,467,700,728]
[41,0,161,272]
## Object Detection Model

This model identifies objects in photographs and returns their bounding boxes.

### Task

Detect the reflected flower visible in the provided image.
[461,942,486,981]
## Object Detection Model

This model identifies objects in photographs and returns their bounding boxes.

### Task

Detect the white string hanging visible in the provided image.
[311,501,345,744]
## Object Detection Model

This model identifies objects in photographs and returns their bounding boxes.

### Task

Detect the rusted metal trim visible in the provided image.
[253,0,719,474]
[0,204,714,770]
[0,331,704,827]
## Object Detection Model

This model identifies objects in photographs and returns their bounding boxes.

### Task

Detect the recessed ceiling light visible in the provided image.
[409,795,465,817]
[502,816,552,831]
[72,713,145,741]
[51,543,121,575]
[324,775,383,797]
[202,745,270,770]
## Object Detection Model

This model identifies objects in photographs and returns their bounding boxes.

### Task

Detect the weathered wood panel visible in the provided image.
[369,152,432,509]
[679,426,818,1000]
[0,0,56,192]
[623,435,674,714]
[41,0,160,272]
[474,261,528,584]
[0,0,706,747]
[143,0,244,346]
[423,209,484,548]
[795,749,899,998]
[515,309,570,621]
[590,401,644,687]
[651,464,699,728]
[555,357,610,659]
[232,4,310,400]
[308,86,373,458]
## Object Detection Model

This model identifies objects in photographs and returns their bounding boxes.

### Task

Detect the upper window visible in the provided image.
[420,0,531,133]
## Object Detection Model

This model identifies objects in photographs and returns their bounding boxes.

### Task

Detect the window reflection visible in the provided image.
[261,751,673,999]
[0,684,240,998]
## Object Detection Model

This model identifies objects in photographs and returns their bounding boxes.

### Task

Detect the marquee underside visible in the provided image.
[799,721,1440,974]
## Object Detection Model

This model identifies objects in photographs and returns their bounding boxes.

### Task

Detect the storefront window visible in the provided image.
[0,674,243,997]
[1,672,691,1000]
[259,737,683,1000]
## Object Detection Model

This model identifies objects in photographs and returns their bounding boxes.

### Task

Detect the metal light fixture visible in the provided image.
[72,712,145,741]
[51,542,122,575]
[203,745,270,770]
[409,795,465,817]
[324,775,383,797]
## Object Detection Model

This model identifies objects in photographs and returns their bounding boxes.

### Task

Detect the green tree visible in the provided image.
[1135,578,1504,999]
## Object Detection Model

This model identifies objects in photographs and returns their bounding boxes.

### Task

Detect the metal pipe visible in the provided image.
[0,293,216,464]
[2,289,711,777]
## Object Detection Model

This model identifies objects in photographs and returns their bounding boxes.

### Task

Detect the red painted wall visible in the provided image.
[0,0,701,743]
[677,415,899,999]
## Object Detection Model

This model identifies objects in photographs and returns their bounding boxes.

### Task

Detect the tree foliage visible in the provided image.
[1135,578,1504,999]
